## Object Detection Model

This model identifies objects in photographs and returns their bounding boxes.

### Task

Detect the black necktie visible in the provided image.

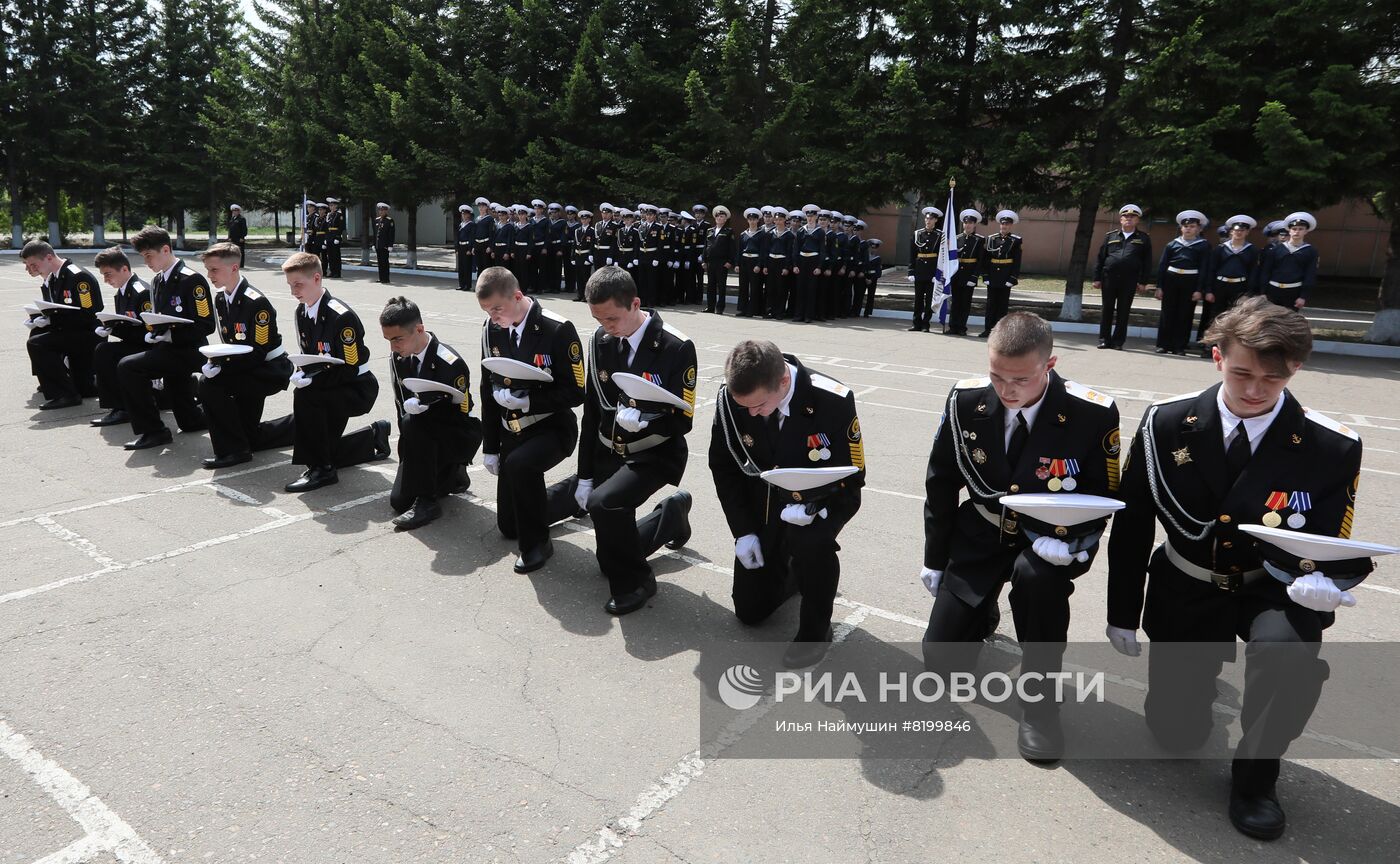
[1006,410,1028,469]
[618,339,630,367]
[1226,424,1251,486]
[408,355,420,377]
[511,328,520,349]
[764,411,782,449]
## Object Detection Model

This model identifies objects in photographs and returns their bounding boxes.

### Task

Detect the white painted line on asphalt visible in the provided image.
[32,516,123,571]
[207,483,261,506]
[0,717,164,864]
[31,835,103,864]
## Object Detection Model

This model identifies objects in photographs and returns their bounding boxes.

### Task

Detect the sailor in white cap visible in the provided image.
[764,208,796,318]
[526,200,550,293]
[570,209,596,300]
[946,209,985,336]
[473,197,495,279]
[510,205,533,291]
[373,203,395,284]
[737,207,768,317]
[322,198,345,278]
[227,204,248,266]
[544,203,567,293]
[1108,296,1364,840]
[703,204,736,313]
[676,210,701,305]
[1198,215,1260,349]
[980,210,1023,337]
[793,205,829,323]
[456,204,475,292]
[1092,204,1153,349]
[907,206,945,332]
[1153,209,1213,355]
[822,211,847,320]
[1258,212,1318,310]
[491,203,513,270]
[615,207,639,284]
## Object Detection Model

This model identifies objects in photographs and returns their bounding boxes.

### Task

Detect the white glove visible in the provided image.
[671,261,680,270]
[735,533,765,570]
[920,567,942,597]
[151,377,165,391]
[483,453,500,475]
[493,387,529,411]
[651,259,659,268]
[906,274,915,282]
[683,261,690,270]
[144,330,171,344]
[605,257,613,266]
[22,319,37,330]
[631,260,639,268]
[1286,572,1356,612]
[614,406,648,432]
[587,255,594,265]
[780,503,824,526]
[200,361,221,379]
[1106,625,1141,657]
[290,369,313,389]
[403,396,429,415]
[1031,536,1088,566]
[94,326,112,338]
[574,478,593,511]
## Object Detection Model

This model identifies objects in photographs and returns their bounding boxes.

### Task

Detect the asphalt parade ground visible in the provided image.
[2,253,1397,863]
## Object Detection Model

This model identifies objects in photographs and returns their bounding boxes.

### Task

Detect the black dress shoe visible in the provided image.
[371,419,391,460]
[1229,788,1286,840]
[1112,344,1125,350]
[605,576,658,615]
[202,451,252,469]
[285,466,338,493]
[907,325,921,332]
[513,538,554,574]
[1154,347,1169,354]
[123,428,173,450]
[977,331,990,338]
[1097,340,1111,349]
[782,627,834,669]
[90,409,130,427]
[1017,710,1064,764]
[40,395,82,410]
[662,490,693,550]
[445,464,471,495]
[393,497,442,530]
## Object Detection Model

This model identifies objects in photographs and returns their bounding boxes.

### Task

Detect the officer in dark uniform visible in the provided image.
[907,206,943,332]
[21,241,103,409]
[823,210,846,320]
[510,205,534,292]
[562,205,581,298]
[615,208,639,285]
[841,215,863,317]
[313,202,331,273]
[593,203,617,274]
[572,210,596,301]
[491,203,514,271]
[89,247,153,427]
[737,207,767,317]
[981,211,1023,337]
[528,199,549,293]
[764,211,796,318]
[195,242,296,468]
[455,204,475,291]
[373,202,395,284]
[946,209,985,336]
[709,339,866,668]
[636,204,663,308]
[1093,203,1153,349]
[1107,296,1363,840]
[704,205,737,314]
[859,236,883,317]
[1155,209,1214,355]
[1258,212,1319,311]
[380,296,483,530]
[476,266,587,573]
[473,197,494,277]
[793,205,826,323]
[323,198,345,277]
[302,202,320,254]
[545,203,567,293]
[921,311,1121,762]
[282,251,389,492]
[564,267,696,614]
[227,204,248,266]
[688,204,711,304]
[677,211,700,305]
[1198,214,1260,350]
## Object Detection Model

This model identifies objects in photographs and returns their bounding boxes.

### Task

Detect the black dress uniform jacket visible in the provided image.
[1210,241,1260,297]
[1094,229,1152,284]
[909,227,943,279]
[109,275,152,344]
[982,232,1021,284]
[1156,237,1213,295]
[374,214,396,249]
[41,259,105,329]
[479,299,586,455]
[924,371,1121,606]
[214,278,292,381]
[1258,242,1319,305]
[154,260,217,346]
[295,291,373,387]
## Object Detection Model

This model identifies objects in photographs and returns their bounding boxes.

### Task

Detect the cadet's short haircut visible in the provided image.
[725,339,787,396]
[199,242,242,263]
[281,251,322,276]
[475,266,520,300]
[20,240,55,259]
[379,296,422,328]
[585,265,637,308]
[1205,295,1312,372]
[987,311,1053,360]
[131,225,172,253]
[93,247,130,270]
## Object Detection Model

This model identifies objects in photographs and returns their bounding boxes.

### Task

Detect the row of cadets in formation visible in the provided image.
[1094,205,1320,351]
[906,207,1023,337]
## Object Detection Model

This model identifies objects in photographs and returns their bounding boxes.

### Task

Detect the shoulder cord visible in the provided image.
[589,327,617,412]
[1142,405,1215,541]
[946,397,1003,500]
[716,386,765,479]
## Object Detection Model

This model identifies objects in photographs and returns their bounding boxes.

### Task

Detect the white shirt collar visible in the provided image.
[1004,375,1049,446]
[304,292,324,321]
[412,336,433,368]
[621,312,651,364]
[1284,241,1310,252]
[223,276,245,299]
[159,259,180,282]
[775,362,798,424]
[509,297,535,343]
[1216,387,1285,454]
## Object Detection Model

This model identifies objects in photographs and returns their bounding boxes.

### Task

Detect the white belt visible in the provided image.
[1167,267,1199,274]
[265,345,286,360]
[598,432,668,455]
[502,411,553,433]
[1217,276,1247,283]
[800,251,820,257]
[1269,281,1301,289]
[974,502,1002,527]
[769,253,788,258]
[742,252,760,257]
[1161,541,1265,589]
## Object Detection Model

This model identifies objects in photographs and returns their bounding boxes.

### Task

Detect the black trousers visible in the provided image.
[684,259,703,304]
[1098,278,1136,346]
[510,252,531,293]
[983,276,1012,335]
[376,247,391,283]
[234,240,246,267]
[636,262,660,307]
[1142,559,1327,795]
[94,339,146,409]
[326,241,342,277]
[199,368,292,456]
[543,251,563,293]
[574,261,592,300]
[1156,272,1198,352]
[291,374,379,467]
[858,277,877,316]
[496,425,578,555]
[912,276,936,329]
[577,452,688,597]
[28,327,99,400]
[391,413,482,512]
[764,266,788,318]
[456,249,473,290]
[737,263,761,315]
[705,261,729,312]
[732,522,844,641]
[117,345,204,435]
[947,273,976,333]
[1198,280,1249,340]
[794,259,821,321]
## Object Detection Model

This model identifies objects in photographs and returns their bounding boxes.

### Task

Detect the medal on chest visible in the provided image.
[806,433,831,462]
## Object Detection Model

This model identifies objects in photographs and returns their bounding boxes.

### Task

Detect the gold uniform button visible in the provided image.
[1009,484,1020,493]
[1219,514,1232,524]
[1221,541,1233,549]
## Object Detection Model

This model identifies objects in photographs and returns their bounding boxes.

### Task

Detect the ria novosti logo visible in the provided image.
[718,664,765,710]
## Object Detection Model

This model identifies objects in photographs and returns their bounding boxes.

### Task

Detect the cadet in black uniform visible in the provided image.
[227,204,248,266]
[302,202,320,254]
[636,205,663,308]
[688,204,711,304]
[907,206,943,332]
[1198,214,1260,350]
[476,266,587,573]
[1258,212,1319,311]
[473,197,495,278]
[312,202,330,273]
[545,203,567,293]
[764,211,795,318]
[282,251,389,492]
[981,210,1024,338]
[593,203,618,273]
[562,206,581,297]
[373,203,395,284]
[1107,296,1363,840]
[842,216,864,317]
[565,267,696,614]
[946,209,985,336]
[90,247,153,427]
[509,205,534,292]
[323,198,345,278]
[615,208,639,285]
[117,226,215,449]
[920,312,1121,762]
[704,205,737,314]
[195,243,296,468]
[455,204,475,291]
[572,210,596,301]
[709,339,866,668]
[1154,209,1214,355]
[491,204,514,272]
[380,296,483,530]
[1093,204,1153,349]
[657,208,678,305]
[737,208,767,317]
[21,241,103,409]
[823,211,846,320]
[793,205,826,323]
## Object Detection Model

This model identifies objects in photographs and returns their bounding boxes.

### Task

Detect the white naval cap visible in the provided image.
[325,197,339,204]
[867,237,882,247]
[547,202,561,211]
[920,206,942,218]
[959,208,982,222]
[375,201,389,209]
[229,204,242,211]
[599,201,615,211]
[1226,214,1257,230]
[1284,211,1317,230]
[996,210,1019,224]
[531,198,545,207]
[830,210,844,220]
[854,219,866,229]
[578,209,592,217]
[692,203,708,212]
[564,204,578,213]
[744,207,761,218]
[759,205,774,216]
[802,204,820,214]
[1175,209,1208,227]
[491,202,506,212]
[458,204,470,212]
[786,209,803,219]
[712,205,730,218]
[474,196,489,205]
[680,210,695,221]
[1118,203,1143,216]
